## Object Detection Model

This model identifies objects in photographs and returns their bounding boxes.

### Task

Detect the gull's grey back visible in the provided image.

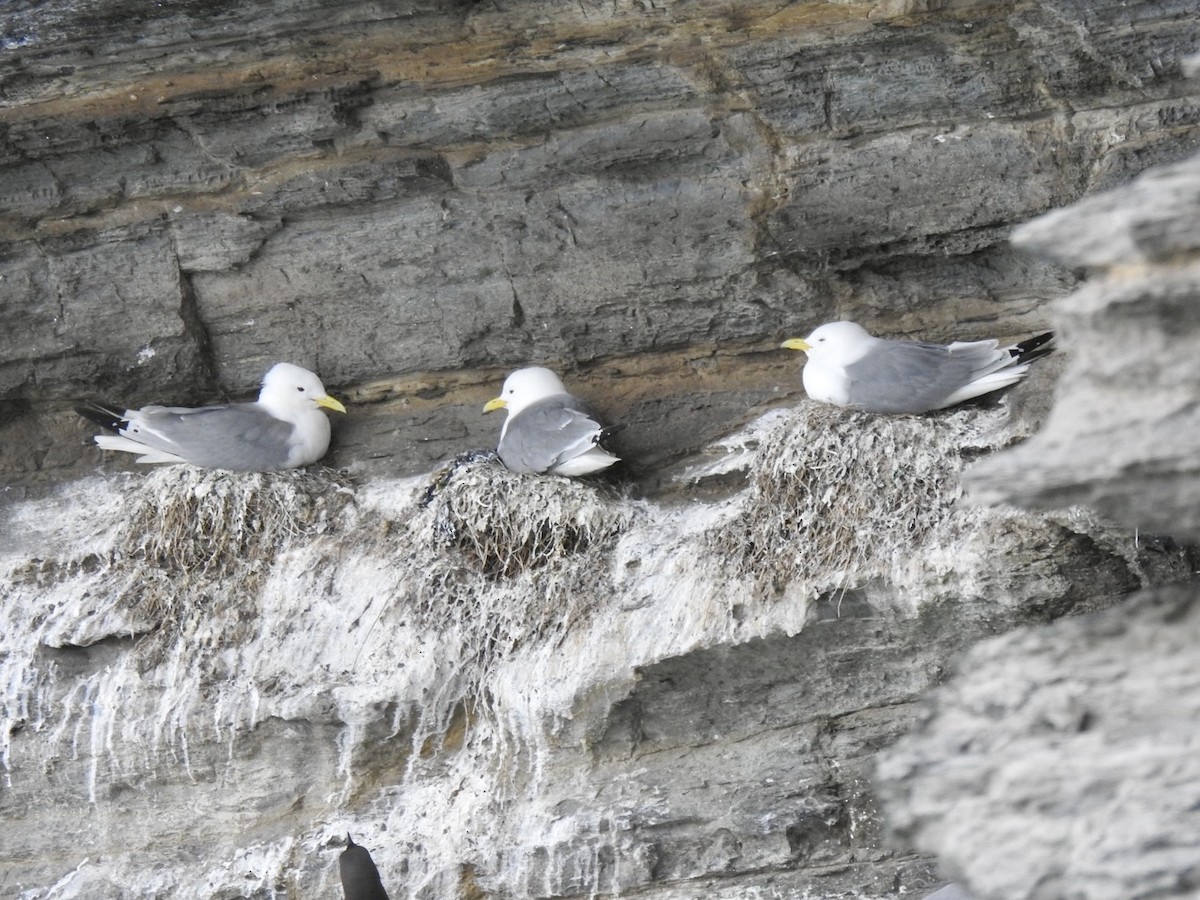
[136,404,296,470]
[498,394,605,474]
[844,339,1002,414]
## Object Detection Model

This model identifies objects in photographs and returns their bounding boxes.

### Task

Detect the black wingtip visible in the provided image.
[75,401,127,433]
[598,422,628,443]
[1011,331,1055,364]
[346,832,356,847]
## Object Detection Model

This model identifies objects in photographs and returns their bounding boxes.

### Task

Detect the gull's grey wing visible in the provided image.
[844,340,999,414]
[498,394,608,474]
[131,403,295,470]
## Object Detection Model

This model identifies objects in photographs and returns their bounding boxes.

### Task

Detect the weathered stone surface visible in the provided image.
[967,153,1200,541]
[882,87,1200,900]
[1009,153,1200,269]
[1,403,1187,899]
[3,0,1199,490]
[880,582,1200,900]
[0,224,207,397]
[3,4,1200,900]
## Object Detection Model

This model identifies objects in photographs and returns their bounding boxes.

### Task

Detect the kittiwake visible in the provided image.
[483,366,622,476]
[781,321,1053,414]
[77,362,346,470]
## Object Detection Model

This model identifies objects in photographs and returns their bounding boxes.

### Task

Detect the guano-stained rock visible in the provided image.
[4,3,1200,899]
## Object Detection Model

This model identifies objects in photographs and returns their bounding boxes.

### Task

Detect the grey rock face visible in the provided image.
[1,403,1185,899]
[967,153,1200,541]
[3,0,1199,489]
[4,3,1200,900]
[924,886,974,900]
[881,582,1200,900]
[882,112,1200,900]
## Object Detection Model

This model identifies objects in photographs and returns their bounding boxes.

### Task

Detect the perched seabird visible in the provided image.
[339,834,390,900]
[77,362,346,470]
[483,366,622,476]
[781,321,1054,414]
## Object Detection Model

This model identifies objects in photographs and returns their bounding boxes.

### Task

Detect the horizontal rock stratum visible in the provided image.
[3,0,1198,489]
[2,3,1200,899]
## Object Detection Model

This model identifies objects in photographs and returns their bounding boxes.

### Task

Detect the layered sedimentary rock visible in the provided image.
[4,3,1200,900]
[881,118,1200,900]
[3,0,1199,488]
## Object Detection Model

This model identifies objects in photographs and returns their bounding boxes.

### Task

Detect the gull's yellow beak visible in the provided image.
[781,338,812,352]
[316,394,347,414]
[483,397,507,414]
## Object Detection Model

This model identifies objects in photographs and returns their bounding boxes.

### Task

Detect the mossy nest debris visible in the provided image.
[117,466,355,575]
[711,402,1012,594]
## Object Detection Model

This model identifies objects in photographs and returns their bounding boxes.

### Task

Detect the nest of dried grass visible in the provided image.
[118,467,355,577]
[326,452,642,743]
[420,451,632,579]
[95,450,633,702]
[711,402,1006,595]
[110,466,356,666]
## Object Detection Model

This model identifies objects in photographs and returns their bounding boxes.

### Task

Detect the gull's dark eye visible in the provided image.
[296,386,306,392]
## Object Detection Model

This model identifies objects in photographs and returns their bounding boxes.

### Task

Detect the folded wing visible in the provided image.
[845,339,1024,413]
[499,395,620,475]
[97,404,296,470]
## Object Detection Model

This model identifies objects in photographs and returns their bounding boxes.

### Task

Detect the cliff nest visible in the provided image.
[361,453,640,737]
[118,466,356,576]
[111,466,357,665]
[711,401,1013,595]
[419,450,634,578]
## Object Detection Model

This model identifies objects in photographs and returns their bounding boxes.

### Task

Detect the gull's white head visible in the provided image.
[258,363,347,417]
[781,321,875,363]
[483,366,568,417]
